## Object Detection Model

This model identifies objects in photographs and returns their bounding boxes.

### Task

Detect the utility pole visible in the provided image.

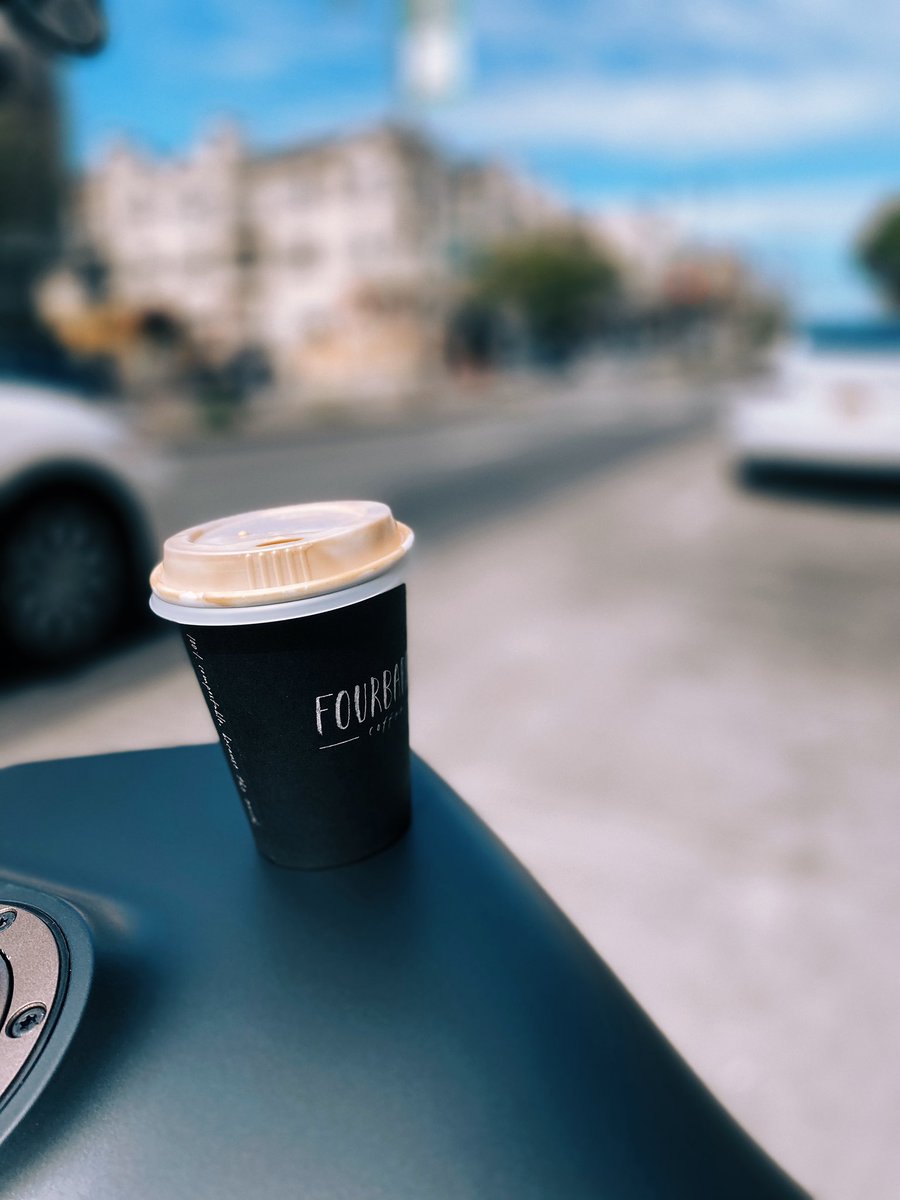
[397,0,466,105]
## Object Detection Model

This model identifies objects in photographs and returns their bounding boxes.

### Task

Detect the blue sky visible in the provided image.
[67,0,900,316]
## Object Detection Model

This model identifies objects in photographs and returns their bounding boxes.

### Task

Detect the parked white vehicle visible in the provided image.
[0,382,165,668]
[728,324,900,474]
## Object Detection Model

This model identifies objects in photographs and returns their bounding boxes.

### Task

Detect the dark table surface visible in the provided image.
[0,745,808,1199]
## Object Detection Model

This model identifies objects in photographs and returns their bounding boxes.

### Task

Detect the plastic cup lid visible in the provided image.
[150,500,413,608]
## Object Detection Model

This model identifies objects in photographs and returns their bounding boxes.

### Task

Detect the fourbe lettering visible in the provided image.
[315,655,408,749]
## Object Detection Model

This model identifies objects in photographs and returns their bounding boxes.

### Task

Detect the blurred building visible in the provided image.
[73,122,245,358]
[591,208,683,306]
[589,204,773,361]
[450,161,564,259]
[56,123,566,400]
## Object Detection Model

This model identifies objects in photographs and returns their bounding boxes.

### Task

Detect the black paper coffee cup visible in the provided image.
[150,501,414,869]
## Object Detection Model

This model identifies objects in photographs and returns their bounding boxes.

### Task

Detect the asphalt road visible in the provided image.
[1,389,898,1199]
[1,374,708,767]
[154,369,705,541]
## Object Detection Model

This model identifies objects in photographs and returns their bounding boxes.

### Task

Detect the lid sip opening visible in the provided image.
[151,500,414,609]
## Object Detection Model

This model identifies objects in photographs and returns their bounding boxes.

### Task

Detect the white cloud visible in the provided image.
[660,180,886,245]
[474,0,900,73]
[251,99,393,151]
[167,0,380,83]
[431,70,896,163]
[595,178,892,316]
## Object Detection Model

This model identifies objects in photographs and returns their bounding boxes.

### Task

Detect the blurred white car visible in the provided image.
[728,324,900,475]
[0,382,165,669]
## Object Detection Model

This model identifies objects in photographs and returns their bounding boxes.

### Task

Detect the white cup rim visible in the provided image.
[149,559,409,626]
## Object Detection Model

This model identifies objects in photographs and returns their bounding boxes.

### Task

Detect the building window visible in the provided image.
[290,179,312,206]
[129,195,152,220]
[288,243,320,268]
[182,191,216,218]
[351,234,391,262]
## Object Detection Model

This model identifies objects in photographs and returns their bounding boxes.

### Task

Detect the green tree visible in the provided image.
[857,203,900,308]
[471,228,620,364]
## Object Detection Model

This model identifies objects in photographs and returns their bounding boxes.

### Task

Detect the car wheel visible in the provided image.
[0,489,132,668]
[733,459,766,489]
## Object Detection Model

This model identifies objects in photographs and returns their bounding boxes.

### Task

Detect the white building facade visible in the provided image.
[73,123,566,393]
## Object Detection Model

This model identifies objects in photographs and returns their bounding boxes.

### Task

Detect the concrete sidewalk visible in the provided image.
[411,435,899,1200]
[129,351,722,447]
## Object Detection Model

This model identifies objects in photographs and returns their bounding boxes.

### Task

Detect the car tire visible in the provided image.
[733,459,767,488]
[0,488,133,669]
